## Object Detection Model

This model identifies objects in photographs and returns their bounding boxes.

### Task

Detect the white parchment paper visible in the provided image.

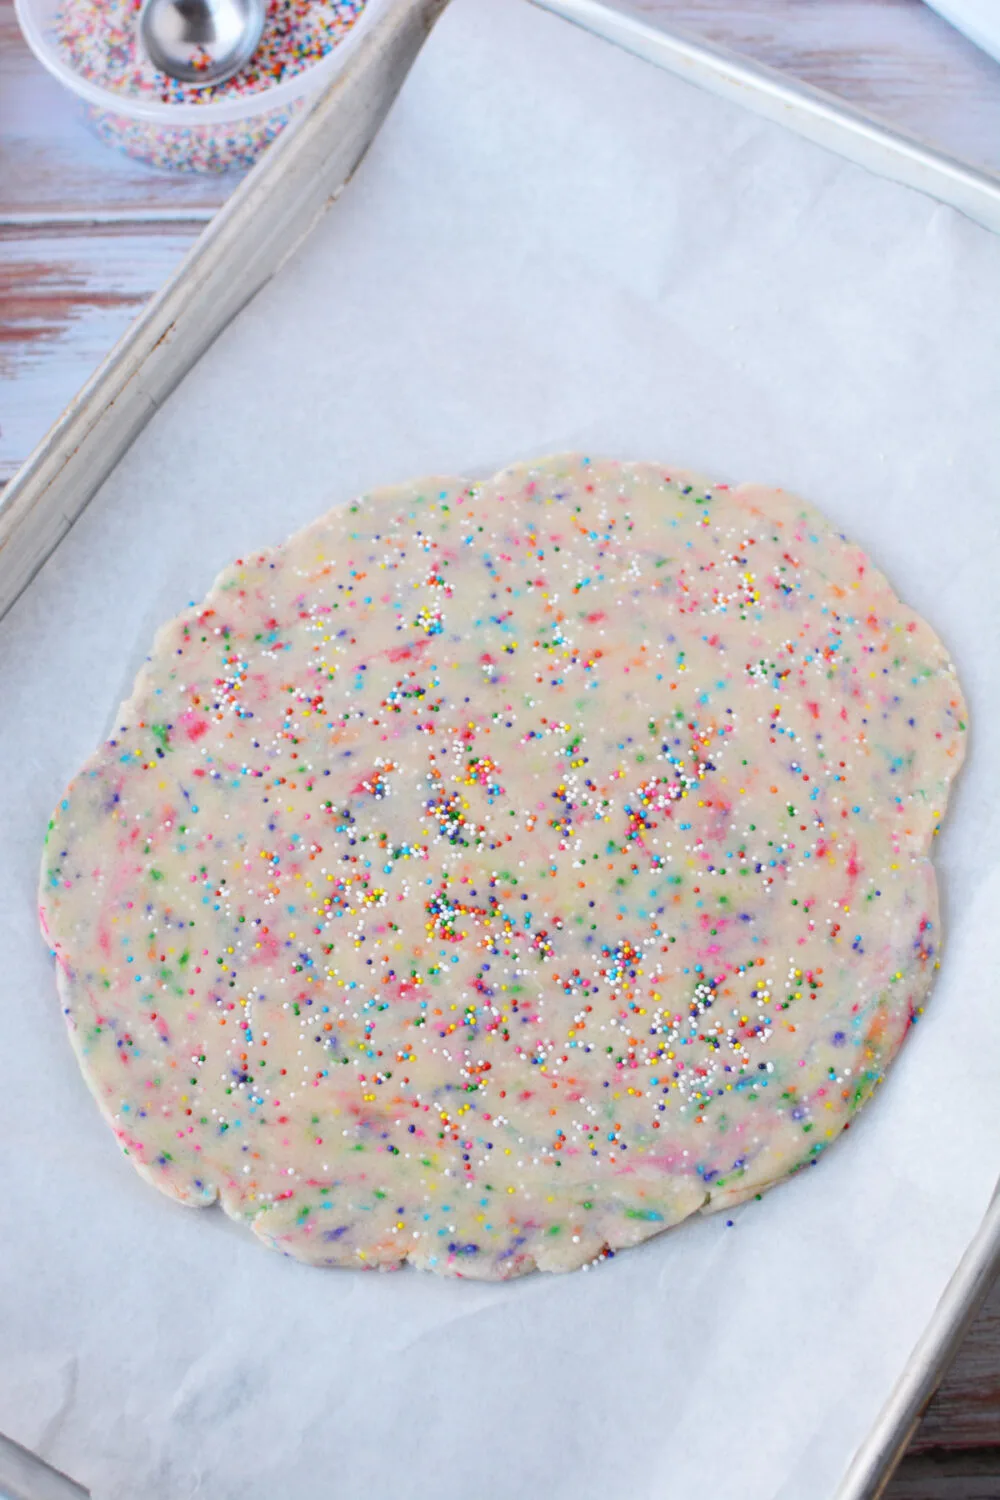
[3,3,1000,1496]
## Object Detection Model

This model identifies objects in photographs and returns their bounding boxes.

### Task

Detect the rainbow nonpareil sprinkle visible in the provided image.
[56,0,367,103]
[40,456,967,1278]
[82,98,300,171]
[53,0,367,169]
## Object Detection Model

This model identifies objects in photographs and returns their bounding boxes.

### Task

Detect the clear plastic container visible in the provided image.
[14,0,382,171]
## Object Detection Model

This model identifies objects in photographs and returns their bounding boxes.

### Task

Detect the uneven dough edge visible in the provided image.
[39,455,968,1279]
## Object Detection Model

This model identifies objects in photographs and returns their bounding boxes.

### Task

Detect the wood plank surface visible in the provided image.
[912,1276,1000,1453]
[0,223,198,480]
[886,1443,1000,1500]
[2,0,1000,1493]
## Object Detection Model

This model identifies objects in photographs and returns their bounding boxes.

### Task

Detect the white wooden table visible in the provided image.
[3,2,1000,1492]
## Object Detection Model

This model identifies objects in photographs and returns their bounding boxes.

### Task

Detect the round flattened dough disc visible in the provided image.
[40,456,966,1278]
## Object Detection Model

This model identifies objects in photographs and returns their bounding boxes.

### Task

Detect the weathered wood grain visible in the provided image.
[0,224,198,479]
[886,1444,1000,1499]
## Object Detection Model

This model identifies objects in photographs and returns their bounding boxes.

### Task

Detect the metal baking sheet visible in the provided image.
[3,3,1000,1498]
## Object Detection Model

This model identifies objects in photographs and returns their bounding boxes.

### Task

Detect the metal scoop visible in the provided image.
[139,0,266,85]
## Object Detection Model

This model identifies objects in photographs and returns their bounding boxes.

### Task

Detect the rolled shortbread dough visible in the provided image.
[40,456,966,1277]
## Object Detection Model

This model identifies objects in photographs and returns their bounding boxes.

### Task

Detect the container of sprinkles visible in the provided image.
[14,0,378,171]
